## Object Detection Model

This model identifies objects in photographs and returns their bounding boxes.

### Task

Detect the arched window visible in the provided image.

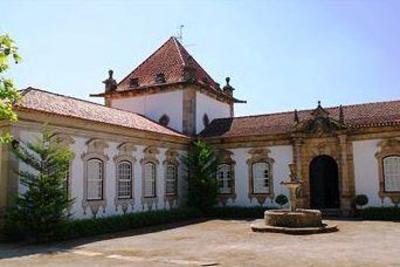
[117,161,133,199]
[166,164,178,195]
[144,162,156,198]
[87,158,104,200]
[383,156,400,192]
[252,162,270,194]
[217,164,232,194]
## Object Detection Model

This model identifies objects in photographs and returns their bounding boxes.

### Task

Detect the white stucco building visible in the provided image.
[1,36,399,219]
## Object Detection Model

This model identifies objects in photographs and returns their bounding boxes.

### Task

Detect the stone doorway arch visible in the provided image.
[309,155,340,209]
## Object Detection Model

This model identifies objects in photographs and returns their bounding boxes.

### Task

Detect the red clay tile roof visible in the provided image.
[117,37,220,91]
[200,100,400,138]
[16,88,187,138]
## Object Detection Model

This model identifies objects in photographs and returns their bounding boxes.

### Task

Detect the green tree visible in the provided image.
[354,194,369,209]
[5,129,74,242]
[0,34,22,143]
[182,140,219,212]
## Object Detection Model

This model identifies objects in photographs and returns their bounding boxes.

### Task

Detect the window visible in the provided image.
[383,156,400,192]
[129,78,139,88]
[87,158,104,200]
[217,164,232,194]
[117,161,132,199]
[252,162,270,194]
[166,164,178,195]
[144,162,156,198]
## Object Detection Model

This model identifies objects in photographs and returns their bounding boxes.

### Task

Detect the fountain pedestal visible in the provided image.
[250,164,338,234]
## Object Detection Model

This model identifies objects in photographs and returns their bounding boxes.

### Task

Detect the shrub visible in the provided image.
[4,208,202,242]
[354,194,369,208]
[182,140,219,212]
[275,194,288,207]
[206,206,273,219]
[359,207,400,221]
[4,129,74,242]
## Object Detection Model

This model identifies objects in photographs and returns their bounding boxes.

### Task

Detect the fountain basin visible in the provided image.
[250,209,338,235]
[265,209,322,228]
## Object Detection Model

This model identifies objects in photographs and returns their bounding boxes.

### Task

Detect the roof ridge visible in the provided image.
[215,98,400,121]
[175,40,219,88]
[117,36,177,87]
[172,36,185,67]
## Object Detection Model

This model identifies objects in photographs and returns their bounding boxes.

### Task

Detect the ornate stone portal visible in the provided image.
[251,163,338,234]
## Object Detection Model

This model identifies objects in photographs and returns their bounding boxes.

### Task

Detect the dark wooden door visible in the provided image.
[309,155,340,209]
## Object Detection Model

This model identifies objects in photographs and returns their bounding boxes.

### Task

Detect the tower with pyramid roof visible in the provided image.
[92,37,245,135]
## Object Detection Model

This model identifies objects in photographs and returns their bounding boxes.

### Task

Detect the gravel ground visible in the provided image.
[0,219,399,267]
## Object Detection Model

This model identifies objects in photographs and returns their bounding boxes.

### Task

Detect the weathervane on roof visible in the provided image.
[176,25,184,42]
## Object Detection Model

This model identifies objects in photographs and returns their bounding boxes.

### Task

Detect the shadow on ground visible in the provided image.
[0,218,208,260]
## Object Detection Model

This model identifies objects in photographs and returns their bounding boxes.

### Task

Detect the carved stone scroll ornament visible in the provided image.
[292,101,346,136]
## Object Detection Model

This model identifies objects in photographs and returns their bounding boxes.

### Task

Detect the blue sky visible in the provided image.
[1,0,399,116]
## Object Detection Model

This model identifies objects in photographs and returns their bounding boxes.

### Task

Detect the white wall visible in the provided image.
[353,139,396,207]
[196,92,231,133]
[110,90,184,132]
[225,145,293,207]
[17,127,186,219]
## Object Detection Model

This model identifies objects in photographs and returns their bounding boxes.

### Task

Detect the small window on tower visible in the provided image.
[159,114,170,126]
[155,73,166,83]
[129,78,139,88]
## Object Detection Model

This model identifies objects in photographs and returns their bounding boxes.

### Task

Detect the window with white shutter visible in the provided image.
[87,158,103,200]
[117,161,132,199]
[217,164,232,194]
[383,156,400,192]
[252,162,270,194]
[144,162,156,198]
[166,164,177,195]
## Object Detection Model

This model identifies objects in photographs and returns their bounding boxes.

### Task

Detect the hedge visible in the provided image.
[3,208,202,242]
[2,206,276,242]
[359,207,400,221]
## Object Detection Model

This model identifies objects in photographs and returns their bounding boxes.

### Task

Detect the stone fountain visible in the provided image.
[250,164,338,234]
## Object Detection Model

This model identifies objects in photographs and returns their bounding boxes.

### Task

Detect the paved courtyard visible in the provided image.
[0,219,399,267]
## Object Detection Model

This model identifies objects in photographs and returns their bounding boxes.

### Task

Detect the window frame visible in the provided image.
[247,148,275,205]
[117,160,133,199]
[144,162,157,198]
[165,163,178,196]
[375,138,400,206]
[217,163,233,195]
[382,155,400,193]
[251,161,271,194]
[87,158,104,201]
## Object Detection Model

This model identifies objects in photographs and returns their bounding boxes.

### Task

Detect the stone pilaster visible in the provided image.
[182,88,196,135]
[338,134,353,215]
